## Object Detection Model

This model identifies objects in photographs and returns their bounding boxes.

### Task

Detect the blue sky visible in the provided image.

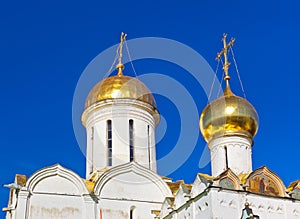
[0,0,299,215]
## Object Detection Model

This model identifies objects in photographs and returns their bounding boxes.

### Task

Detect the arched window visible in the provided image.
[90,126,94,174]
[107,120,112,166]
[224,145,228,169]
[129,119,134,162]
[147,125,151,168]
[130,206,135,219]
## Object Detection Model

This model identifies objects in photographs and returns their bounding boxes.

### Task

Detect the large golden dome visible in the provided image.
[200,86,259,142]
[85,74,156,109]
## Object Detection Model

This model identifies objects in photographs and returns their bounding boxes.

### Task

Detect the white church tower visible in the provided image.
[200,34,259,177]
[81,33,160,178]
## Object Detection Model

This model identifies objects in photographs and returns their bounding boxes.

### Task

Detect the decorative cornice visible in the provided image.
[82,99,160,127]
[93,162,172,197]
[26,164,89,195]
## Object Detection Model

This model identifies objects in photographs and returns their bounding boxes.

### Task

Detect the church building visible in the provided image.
[3,33,300,219]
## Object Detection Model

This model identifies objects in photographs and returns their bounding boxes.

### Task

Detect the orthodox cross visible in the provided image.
[116,32,127,76]
[216,33,235,85]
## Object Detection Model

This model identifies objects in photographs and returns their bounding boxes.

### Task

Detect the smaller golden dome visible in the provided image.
[85,74,156,109]
[200,86,259,142]
[200,33,259,142]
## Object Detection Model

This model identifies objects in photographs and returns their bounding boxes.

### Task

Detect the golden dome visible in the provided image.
[84,74,156,109]
[84,32,156,109]
[200,86,259,142]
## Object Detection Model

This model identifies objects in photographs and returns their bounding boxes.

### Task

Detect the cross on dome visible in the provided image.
[116,32,127,76]
[216,33,235,88]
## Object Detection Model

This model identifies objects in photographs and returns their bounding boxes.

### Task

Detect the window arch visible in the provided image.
[147,125,150,168]
[90,126,94,174]
[129,119,134,162]
[107,120,112,166]
[130,206,135,219]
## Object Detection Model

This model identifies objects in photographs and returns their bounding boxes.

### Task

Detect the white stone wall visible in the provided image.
[94,162,172,219]
[163,188,300,219]
[6,165,96,219]
[6,163,172,219]
[5,164,300,219]
[28,195,83,219]
[209,136,252,177]
[99,199,163,219]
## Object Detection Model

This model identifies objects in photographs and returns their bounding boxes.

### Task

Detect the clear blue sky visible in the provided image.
[0,0,299,215]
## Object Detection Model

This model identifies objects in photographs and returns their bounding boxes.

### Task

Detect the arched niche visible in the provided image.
[246,166,286,197]
[217,168,241,190]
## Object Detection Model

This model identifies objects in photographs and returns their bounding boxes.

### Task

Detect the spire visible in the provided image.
[216,33,235,90]
[116,32,127,76]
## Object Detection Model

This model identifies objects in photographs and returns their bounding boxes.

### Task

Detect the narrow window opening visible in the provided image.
[147,125,151,169]
[224,146,228,169]
[129,119,134,162]
[90,126,94,174]
[130,206,135,219]
[91,127,94,140]
[130,209,133,219]
[107,120,112,166]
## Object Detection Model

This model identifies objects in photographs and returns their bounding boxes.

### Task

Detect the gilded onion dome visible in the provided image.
[200,85,259,142]
[84,73,156,109]
[199,34,259,142]
[84,32,156,110]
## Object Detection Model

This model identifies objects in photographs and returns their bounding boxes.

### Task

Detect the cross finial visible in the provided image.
[216,33,235,87]
[116,32,127,76]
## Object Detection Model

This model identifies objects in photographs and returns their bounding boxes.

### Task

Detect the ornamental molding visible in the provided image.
[208,136,252,150]
[82,99,159,127]
[245,166,286,197]
[85,107,156,129]
[26,164,89,195]
[216,168,242,190]
[93,162,172,197]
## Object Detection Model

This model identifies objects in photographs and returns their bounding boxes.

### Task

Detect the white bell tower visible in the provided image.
[81,33,160,179]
